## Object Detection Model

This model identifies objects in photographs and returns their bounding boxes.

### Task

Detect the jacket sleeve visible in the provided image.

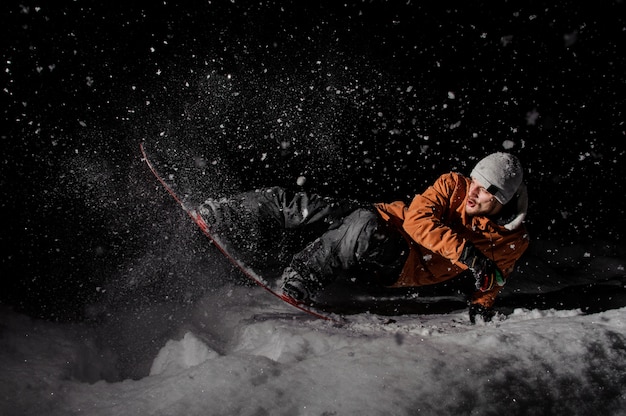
[402,173,467,263]
[473,231,529,308]
[471,286,502,308]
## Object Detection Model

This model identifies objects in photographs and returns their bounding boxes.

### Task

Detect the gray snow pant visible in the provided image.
[198,186,407,286]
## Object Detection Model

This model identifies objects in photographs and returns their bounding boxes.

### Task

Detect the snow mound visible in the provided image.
[149,331,219,376]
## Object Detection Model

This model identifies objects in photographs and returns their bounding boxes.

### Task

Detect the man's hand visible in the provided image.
[469,304,495,324]
[459,243,503,292]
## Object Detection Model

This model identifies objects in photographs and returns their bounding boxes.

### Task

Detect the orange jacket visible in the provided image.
[375,172,529,308]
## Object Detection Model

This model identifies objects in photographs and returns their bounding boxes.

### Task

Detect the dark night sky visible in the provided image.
[1,1,624,320]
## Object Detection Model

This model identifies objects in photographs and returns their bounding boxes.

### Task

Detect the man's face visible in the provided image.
[466,178,503,217]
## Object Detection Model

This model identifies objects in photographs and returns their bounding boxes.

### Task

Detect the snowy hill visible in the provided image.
[2,240,626,415]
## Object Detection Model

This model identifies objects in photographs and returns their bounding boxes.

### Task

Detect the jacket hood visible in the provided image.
[494,182,528,230]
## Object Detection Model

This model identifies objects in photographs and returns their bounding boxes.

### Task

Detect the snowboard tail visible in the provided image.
[140,142,335,321]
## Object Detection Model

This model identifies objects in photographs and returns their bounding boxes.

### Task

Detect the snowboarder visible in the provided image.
[198,152,529,323]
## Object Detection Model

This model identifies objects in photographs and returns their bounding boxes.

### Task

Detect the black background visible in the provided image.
[1,1,624,320]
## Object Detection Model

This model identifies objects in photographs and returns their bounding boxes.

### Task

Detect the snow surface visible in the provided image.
[2,245,626,416]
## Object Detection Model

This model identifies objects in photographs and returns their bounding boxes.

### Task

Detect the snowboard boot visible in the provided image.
[281,267,315,304]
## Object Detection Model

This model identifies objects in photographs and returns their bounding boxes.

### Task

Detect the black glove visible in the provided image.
[459,243,503,292]
[469,304,495,324]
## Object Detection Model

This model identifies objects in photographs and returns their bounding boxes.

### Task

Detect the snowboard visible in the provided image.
[140,141,338,321]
